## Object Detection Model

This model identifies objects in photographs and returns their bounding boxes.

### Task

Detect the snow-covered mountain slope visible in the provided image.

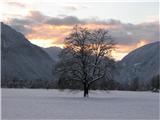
[43,47,62,62]
[115,41,160,85]
[1,23,55,80]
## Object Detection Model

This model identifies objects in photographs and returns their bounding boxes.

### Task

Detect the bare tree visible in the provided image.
[56,25,115,97]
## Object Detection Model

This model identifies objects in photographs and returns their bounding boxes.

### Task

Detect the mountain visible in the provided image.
[1,23,55,81]
[43,47,62,62]
[115,41,160,86]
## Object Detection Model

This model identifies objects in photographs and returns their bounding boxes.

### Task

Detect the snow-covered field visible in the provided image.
[2,89,159,120]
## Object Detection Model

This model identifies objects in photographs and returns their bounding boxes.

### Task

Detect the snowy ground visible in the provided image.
[1,89,159,120]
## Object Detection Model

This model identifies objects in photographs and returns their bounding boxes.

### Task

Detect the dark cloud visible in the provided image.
[46,16,85,25]
[10,24,33,35]
[27,11,48,22]
[7,10,121,27]
[6,18,36,35]
[87,18,121,25]
[5,11,47,35]
[5,10,159,45]
[110,21,159,45]
[8,18,34,25]
[45,16,121,26]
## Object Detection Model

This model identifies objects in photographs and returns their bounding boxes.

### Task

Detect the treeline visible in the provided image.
[58,75,159,91]
[1,75,159,92]
[58,78,121,90]
[1,78,120,90]
[1,79,57,89]
[120,75,160,92]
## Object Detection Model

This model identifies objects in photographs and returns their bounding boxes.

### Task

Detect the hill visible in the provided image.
[1,23,55,81]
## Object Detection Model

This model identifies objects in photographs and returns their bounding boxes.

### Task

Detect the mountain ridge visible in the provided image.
[115,41,160,85]
[1,23,55,81]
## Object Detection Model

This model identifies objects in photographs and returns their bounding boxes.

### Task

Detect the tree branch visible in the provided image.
[88,74,104,85]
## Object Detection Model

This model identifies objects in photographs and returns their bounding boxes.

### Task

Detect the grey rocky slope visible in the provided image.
[1,23,55,80]
[43,47,62,62]
[115,41,160,85]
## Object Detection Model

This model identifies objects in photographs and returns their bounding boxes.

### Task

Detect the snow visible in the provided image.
[2,89,159,119]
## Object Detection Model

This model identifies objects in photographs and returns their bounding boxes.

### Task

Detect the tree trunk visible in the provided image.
[84,82,89,97]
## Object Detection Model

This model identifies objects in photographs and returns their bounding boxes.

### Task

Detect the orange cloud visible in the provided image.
[4,9,158,61]
[114,39,149,60]
[26,23,150,60]
[26,23,120,43]
[81,23,121,30]
[26,24,72,40]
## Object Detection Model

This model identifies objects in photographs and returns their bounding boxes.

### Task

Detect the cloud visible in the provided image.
[11,24,33,35]
[61,4,88,12]
[25,24,73,46]
[27,11,48,22]
[110,21,159,45]
[4,10,159,60]
[62,6,78,11]
[4,11,47,34]
[6,2,27,8]
[5,11,159,44]
[113,39,150,60]
[7,18,33,25]
[46,16,85,25]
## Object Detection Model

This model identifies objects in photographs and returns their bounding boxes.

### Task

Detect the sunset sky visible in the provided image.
[0,0,159,60]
